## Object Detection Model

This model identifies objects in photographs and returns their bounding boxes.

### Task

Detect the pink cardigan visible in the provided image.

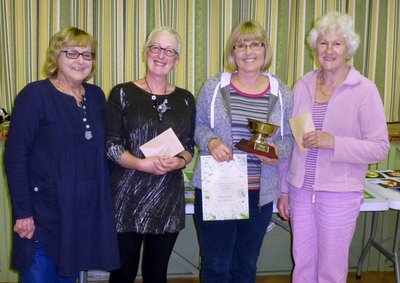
[285,66,390,193]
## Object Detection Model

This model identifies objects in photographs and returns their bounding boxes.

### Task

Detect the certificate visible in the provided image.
[200,154,249,220]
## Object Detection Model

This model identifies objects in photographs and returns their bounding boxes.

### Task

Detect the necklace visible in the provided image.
[318,67,350,97]
[144,77,171,121]
[52,79,92,140]
[53,80,85,107]
[318,78,332,97]
[144,77,168,98]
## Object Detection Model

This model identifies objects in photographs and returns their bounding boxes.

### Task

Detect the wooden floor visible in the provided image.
[130,272,396,283]
[1,271,394,283]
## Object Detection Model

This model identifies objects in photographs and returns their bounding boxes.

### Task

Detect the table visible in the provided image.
[356,174,400,283]
[78,180,391,283]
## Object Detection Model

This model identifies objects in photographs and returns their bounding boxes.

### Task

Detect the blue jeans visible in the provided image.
[21,242,79,283]
[194,188,273,283]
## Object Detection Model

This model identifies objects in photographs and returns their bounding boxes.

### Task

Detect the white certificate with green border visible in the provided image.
[200,154,249,220]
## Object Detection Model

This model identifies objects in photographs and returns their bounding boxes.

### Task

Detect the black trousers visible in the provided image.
[109,231,179,283]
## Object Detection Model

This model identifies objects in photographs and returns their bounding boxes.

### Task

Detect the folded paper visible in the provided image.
[289,112,315,152]
[140,128,184,157]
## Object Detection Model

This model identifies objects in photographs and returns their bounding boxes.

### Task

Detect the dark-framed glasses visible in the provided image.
[233,42,265,52]
[61,50,96,60]
[147,45,178,57]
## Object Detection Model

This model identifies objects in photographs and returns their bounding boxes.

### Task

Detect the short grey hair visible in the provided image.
[144,26,182,55]
[307,11,360,58]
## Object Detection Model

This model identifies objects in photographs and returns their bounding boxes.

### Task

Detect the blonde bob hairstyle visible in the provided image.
[307,11,360,59]
[144,26,182,60]
[225,21,273,73]
[42,27,97,81]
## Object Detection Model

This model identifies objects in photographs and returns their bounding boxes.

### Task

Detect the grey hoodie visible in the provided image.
[191,72,294,207]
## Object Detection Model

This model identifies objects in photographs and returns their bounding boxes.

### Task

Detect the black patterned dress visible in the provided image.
[105,82,196,234]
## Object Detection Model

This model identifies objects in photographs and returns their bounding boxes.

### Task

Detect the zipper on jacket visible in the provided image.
[311,185,316,203]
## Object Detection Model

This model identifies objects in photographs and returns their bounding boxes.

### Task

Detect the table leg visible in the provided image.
[271,215,291,232]
[393,211,400,282]
[79,271,87,283]
[356,211,379,278]
[356,210,400,283]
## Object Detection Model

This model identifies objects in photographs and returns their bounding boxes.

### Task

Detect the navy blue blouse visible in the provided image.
[4,79,120,276]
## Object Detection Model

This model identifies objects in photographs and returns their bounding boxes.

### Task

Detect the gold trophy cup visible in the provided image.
[235,118,279,159]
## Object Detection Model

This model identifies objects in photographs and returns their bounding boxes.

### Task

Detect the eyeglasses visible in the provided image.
[147,45,178,57]
[233,42,265,52]
[61,50,96,61]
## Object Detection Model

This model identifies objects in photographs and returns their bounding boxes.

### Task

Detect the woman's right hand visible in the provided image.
[14,217,35,239]
[207,138,233,162]
[118,152,171,175]
[140,156,170,175]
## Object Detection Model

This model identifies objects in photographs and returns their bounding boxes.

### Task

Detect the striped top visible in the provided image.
[230,83,271,190]
[301,101,329,190]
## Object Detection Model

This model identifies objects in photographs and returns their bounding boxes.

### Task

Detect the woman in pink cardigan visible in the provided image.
[277,12,389,283]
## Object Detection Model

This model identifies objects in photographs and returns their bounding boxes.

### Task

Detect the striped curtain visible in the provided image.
[1,0,399,121]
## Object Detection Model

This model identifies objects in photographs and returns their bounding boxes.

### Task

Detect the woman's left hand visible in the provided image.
[153,156,184,173]
[253,142,278,164]
[302,130,334,149]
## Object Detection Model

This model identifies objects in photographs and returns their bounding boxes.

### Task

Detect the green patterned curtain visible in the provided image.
[1,0,399,121]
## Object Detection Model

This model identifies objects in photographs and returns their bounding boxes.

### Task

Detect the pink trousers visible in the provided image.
[289,187,364,283]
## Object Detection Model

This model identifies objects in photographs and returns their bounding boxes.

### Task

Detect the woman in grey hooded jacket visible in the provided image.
[191,21,293,283]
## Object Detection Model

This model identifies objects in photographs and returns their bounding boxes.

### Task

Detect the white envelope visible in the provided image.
[139,128,184,157]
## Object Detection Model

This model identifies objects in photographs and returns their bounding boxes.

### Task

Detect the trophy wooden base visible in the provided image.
[235,139,278,159]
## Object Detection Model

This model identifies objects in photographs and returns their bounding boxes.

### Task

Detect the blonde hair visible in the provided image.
[225,21,273,73]
[307,11,360,58]
[42,27,97,80]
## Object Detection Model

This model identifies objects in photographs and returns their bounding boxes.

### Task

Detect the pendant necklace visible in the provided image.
[53,80,85,107]
[52,79,92,140]
[144,77,171,121]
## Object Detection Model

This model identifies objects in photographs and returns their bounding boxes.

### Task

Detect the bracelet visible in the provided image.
[177,155,188,167]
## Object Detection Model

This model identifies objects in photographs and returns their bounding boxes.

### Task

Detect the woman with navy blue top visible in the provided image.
[191,21,293,283]
[4,27,120,282]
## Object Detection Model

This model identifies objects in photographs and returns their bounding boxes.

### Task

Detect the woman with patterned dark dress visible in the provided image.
[105,26,196,283]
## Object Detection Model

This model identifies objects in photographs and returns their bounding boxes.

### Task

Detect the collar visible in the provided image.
[220,71,279,96]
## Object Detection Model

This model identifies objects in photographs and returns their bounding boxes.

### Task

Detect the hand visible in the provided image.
[253,142,278,164]
[140,156,170,175]
[207,139,233,162]
[149,155,187,174]
[302,130,334,149]
[14,217,35,239]
[157,156,186,172]
[277,195,290,220]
